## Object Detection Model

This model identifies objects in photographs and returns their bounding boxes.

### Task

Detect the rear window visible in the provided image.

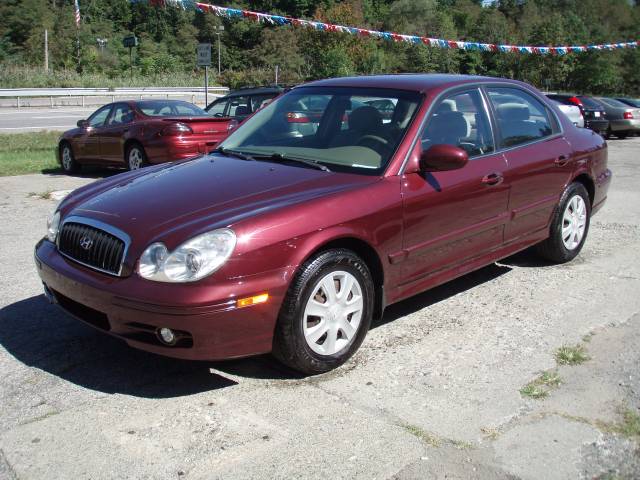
[138,101,208,117]
[578,97,603,110]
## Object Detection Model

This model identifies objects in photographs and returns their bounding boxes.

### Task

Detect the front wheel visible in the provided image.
[535,182,591,263]
[126,143,147,170]
[272,249,374,375]
[60,142,79,174]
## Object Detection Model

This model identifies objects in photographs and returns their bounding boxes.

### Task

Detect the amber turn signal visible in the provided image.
[236,293,269,308]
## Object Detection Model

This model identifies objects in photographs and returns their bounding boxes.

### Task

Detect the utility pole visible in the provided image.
[44,29,49,72]
[275,65,279,85]
[213,25,224,75]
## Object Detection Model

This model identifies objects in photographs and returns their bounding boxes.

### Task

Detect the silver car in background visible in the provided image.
[595,97,640,139]
[551,100,584,128]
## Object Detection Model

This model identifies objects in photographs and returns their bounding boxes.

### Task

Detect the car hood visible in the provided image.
[65,155,377,248]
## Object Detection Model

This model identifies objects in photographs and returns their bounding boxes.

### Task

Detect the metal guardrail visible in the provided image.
[0,87,230,108]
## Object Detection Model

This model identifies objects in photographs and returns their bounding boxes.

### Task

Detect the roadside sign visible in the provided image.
[122,35,138,48]
[197,43,212,67]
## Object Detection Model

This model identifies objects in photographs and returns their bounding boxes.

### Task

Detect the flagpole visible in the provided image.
[74,0,81,72]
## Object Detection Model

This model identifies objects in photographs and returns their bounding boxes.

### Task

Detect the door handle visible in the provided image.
[482,172,504,186]
[554,155,570,167]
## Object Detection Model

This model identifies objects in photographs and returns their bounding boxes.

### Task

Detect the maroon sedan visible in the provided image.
[36,74,611,374]
[57,100,236,173]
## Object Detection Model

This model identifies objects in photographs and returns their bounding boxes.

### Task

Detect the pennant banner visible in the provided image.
[131,0,640,55]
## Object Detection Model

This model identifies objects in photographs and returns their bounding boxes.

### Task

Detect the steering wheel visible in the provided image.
[356,135,392,155]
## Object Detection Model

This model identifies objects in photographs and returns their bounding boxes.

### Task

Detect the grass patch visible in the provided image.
[555,344,590,365]
[612,409,640,439]
[401,423,441,447]
[520,370,562,399]
[29,189,54,200]
[0,132,60,176]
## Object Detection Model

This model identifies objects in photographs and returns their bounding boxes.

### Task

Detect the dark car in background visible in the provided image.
[58,100,236,173]
[37,74,611,374]
[594,97,640,139]
[546,94,609,134]
[616,97,640,108]
[205,85,286,123]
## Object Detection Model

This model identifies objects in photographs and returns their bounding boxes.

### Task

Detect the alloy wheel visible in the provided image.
[128,148,143,170]
[62,146,73,171]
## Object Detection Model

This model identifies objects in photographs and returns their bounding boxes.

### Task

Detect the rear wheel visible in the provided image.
[60,142,79,174]
[272,249,374,375]
[535,182,590,263]
[126,143,147,170]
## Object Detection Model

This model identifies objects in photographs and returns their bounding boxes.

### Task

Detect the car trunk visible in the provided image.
[162,117,235,137]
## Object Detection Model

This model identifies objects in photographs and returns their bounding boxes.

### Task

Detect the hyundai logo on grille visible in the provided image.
[79,236,93,250]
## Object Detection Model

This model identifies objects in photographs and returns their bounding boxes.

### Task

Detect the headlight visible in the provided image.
[137,228,236,283]
[47,211,61,242]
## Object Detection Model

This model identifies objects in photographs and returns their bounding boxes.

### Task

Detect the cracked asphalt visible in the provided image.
[0,139,639,479]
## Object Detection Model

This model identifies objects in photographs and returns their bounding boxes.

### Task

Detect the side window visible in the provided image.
[422,89,495,158]
[89,105,112,128]
[227,96,251,117]
[251,94,276,112]
[207,99,228,117]
[487,87,555,148]
[109,104,133,125]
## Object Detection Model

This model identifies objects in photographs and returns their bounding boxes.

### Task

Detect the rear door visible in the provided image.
[400,87,510,285]
[100,103,134,165]
[485,86,573,243]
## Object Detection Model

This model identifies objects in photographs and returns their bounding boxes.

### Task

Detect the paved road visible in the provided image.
[0,140,639,479]
[0,107,97,133]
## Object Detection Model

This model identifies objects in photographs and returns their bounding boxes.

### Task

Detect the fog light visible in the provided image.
[236,293,269,308]
[158,327,177,345]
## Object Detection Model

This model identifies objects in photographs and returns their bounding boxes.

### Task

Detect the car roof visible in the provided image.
[225,86,285,97]
[299,73,509,92]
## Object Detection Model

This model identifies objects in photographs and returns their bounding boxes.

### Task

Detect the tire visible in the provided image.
[535,182,591,263]
[616,131,628,139]
[272,249,375,375]
[60,142,79,174]
[126,143,148,170]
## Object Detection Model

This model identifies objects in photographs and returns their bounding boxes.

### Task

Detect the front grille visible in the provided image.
[58,222,125,275]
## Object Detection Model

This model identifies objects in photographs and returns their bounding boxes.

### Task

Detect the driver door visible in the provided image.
[75,105,112,162]
[400,88,510,286]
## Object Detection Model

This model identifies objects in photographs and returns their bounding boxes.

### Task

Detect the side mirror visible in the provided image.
[420,144,469,172]
[77,119,89,128]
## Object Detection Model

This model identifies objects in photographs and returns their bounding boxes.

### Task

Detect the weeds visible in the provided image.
[520,370,562,399]
[555,344,590,365]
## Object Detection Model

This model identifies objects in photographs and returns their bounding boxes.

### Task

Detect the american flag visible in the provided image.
[73,0,81,27]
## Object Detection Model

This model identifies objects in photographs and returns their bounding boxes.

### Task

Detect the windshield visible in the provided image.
[219,86,422,175]
[137,100,209,117]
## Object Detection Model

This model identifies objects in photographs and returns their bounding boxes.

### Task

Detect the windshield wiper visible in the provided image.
[260,152,331,172]
[213,147,255,161]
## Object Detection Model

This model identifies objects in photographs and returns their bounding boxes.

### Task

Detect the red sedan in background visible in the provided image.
[57,100,237,173]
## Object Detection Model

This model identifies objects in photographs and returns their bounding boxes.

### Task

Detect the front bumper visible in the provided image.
[34,239,288,361]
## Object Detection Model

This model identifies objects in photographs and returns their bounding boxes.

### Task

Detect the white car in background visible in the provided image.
[551,100,584,128]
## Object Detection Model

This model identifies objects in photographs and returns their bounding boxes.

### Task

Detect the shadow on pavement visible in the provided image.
[373,262,512,328]
[0,295,237,398]
[0,262,513,393]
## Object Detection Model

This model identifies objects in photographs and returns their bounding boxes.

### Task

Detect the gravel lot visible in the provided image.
[1,139,639,480]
